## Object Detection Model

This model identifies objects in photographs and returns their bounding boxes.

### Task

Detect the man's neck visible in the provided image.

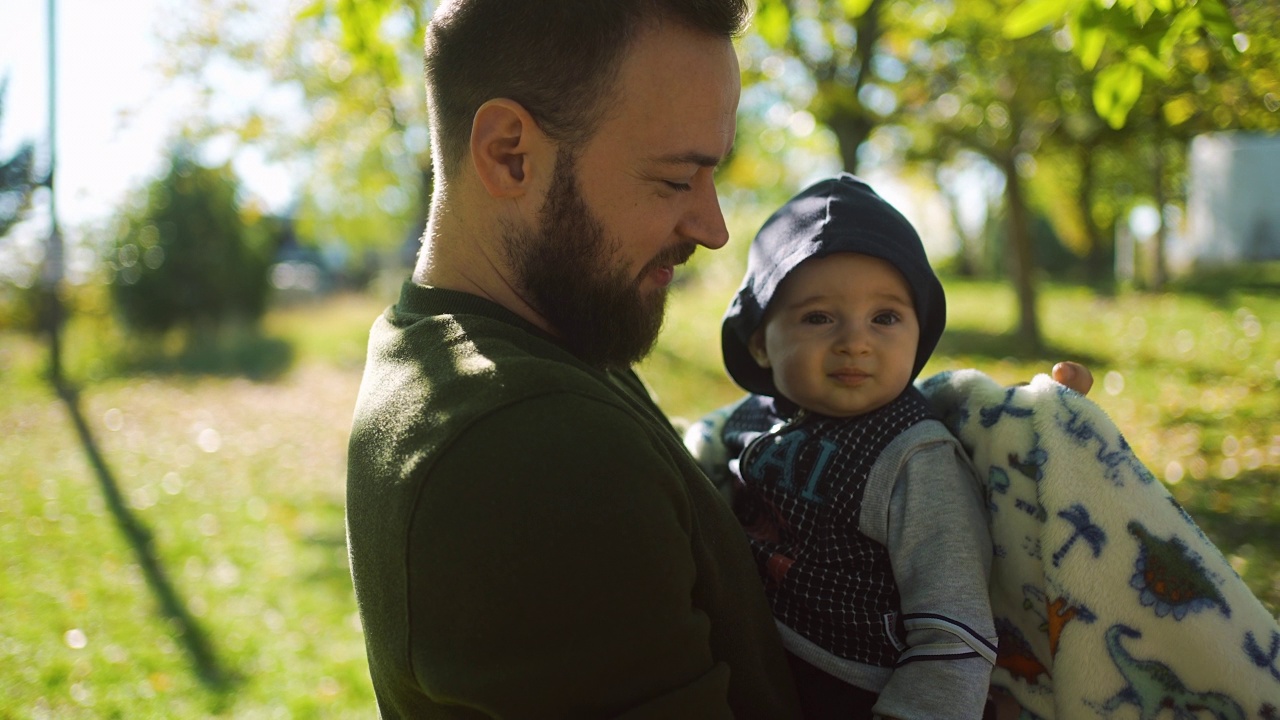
[413,205,558,338]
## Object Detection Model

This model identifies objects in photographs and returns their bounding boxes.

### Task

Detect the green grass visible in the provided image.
[1,271,1277,717]
[643,270,1280,620]
[0,293,389,718]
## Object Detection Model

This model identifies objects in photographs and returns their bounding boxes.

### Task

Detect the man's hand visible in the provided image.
[1051,362,1093,395]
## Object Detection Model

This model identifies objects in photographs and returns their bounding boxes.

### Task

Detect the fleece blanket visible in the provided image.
[685,370,1280,719]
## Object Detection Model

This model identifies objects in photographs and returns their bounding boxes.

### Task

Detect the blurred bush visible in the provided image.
[107,150,273,335]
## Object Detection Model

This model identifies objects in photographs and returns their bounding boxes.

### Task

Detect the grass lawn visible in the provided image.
[1,271,1277,717]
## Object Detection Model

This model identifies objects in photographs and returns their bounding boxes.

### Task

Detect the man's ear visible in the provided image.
[748,329,771,369]
[469,99,550,199]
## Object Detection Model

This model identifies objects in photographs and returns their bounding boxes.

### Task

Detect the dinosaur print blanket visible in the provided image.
[685,370,1280,719]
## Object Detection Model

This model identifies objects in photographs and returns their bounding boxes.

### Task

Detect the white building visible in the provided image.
[1177,132,1280,274]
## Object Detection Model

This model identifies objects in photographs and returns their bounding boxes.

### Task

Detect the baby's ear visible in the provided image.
[748,329,771,368]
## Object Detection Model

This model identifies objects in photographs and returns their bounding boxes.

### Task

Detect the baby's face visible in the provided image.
[749,253,919,418]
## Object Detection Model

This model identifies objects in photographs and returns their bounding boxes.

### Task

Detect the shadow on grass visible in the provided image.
[1192,511,1280,551]
[115,326,295,381]
[935,329,1105,368]
[1166,262,1280,306]
[56,380,237,693]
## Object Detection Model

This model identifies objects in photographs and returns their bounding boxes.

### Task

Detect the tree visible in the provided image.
[108,149,272,334]
[1003,0,1241,129]
[889,0,1090,350]
[0,80,42,333]
[1011,0,1280,288]
[0,80,37,239]
[751,0,902,174]
[159,0,431,254]
[1136,0,1280,287]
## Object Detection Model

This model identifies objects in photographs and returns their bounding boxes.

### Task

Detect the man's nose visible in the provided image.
[678,176,729,250]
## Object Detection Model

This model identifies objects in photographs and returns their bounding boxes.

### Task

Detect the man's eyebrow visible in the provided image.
[649,151,727,168]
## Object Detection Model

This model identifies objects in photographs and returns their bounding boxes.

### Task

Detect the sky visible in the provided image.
[2,0,194,228]
[0,0,972,279]
[1,0,303,285]
[0,0,296,283]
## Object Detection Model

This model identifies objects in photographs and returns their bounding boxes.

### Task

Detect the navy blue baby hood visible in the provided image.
[721,173,947,398]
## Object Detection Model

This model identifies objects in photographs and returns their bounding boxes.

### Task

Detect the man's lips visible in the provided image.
[650,264,675,287]
[645,244,696,288]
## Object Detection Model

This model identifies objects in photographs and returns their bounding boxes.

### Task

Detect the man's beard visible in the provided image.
[503,152,694,368]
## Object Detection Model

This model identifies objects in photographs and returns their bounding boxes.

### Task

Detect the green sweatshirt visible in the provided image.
[346,282,801,719]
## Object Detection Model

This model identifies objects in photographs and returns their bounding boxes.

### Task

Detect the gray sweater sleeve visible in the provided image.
[860,420,996,720]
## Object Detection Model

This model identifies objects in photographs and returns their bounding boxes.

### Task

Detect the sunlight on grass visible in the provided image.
[0,273,1276,716]
[645,269,1280,618]
[0,304,380,717]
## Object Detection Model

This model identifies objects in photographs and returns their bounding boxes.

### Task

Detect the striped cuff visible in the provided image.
[897,613,998,666]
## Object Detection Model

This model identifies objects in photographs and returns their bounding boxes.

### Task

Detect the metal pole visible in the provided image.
[43,0,64,386]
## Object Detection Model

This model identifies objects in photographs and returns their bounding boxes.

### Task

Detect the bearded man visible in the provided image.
[344,1,1092,717]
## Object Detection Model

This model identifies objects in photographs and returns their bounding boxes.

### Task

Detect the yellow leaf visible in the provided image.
[1162,95,1196,126]
[754,0,792,47]
[295,0,327,21]
[840,0,875,19]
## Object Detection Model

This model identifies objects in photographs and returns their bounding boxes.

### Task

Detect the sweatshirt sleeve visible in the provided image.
[861,424,996,720]
[403,392,735,719]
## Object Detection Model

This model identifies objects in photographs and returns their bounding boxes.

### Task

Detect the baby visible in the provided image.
[719,174,996,719]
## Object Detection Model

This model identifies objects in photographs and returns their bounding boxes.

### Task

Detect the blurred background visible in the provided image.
[1,0,1277,716]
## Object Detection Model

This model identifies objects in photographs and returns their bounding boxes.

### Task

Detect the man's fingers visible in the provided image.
[1052,362,1093,395]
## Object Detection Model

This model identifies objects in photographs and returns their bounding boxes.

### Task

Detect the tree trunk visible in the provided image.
[1076,143,1112,286]
[1001,155,1042,352]
[827,111,875,174]
[1150,134,1168,291]
[935,169,979,277]
[813,0,885,175]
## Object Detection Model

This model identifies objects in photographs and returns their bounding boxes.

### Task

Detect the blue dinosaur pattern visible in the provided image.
[1098,624,1247,720]
[903,372,1280,720]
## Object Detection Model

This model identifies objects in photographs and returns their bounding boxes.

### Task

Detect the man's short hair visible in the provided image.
[424,0,749,179]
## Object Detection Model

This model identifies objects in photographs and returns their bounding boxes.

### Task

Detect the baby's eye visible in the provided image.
[801,312,833,325]
[873,311,901,326]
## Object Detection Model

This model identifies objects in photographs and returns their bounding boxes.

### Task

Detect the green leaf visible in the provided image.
[754,0,792,47]
[1134,0,1153,26]
[1127,44,1170,79]
[1196,0,1238,40]
[1004,0,1078,38]
[1150,0,1172,13]
[335,0,401,86]
[1093,60,1144,128]
[1160,8,1203,59]
[295,0,327,21]
[1077,26,1108,69]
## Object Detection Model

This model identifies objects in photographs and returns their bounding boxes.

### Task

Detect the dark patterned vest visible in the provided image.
[723,387,936,667]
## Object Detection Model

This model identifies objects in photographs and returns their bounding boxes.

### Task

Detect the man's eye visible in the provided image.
[664,181,693,192]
